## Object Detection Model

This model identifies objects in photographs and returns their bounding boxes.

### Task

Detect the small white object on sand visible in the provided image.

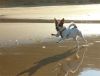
[42,46,46,49]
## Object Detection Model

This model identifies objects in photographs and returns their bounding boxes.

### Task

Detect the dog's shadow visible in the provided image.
[16,47,83,76]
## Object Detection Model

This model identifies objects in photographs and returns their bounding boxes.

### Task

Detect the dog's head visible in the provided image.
[54,18,64,31]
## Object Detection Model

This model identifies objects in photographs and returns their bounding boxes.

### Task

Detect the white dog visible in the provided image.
[51,18,87,59]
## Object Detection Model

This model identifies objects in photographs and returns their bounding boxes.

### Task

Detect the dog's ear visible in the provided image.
[59,18,64,26]
[54,18,58,26]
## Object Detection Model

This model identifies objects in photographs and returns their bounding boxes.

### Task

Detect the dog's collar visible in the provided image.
[59,27,66,33]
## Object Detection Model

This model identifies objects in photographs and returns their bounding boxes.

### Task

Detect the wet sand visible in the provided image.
[0,36,100,76]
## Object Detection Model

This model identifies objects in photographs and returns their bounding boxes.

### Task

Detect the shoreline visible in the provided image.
[1,18,100,23]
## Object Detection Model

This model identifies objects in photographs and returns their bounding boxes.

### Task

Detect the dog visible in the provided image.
[51,18,87,59]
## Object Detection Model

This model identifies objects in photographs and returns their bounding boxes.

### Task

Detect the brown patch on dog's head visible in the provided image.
[59,18,64,27]
[54,18,64,27]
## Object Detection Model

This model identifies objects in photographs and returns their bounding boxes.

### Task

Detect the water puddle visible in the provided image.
[79,68,100,76]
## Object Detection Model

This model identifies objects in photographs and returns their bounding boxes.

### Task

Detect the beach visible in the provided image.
[0,4,100,76]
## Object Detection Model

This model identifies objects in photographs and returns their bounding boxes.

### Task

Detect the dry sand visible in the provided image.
[0,37,100,76]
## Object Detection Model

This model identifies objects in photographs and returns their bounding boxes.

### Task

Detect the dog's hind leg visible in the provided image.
[78,32,88,47]
[78,31,87,43]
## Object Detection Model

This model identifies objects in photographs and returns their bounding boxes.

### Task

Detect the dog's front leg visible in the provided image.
[51,31,60,37]
[57,38,62,43]
[51,34,57,36]
[51,33,60,37]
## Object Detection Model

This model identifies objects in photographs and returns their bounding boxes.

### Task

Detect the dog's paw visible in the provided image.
[51,34,54,36]
[56,42,59,43]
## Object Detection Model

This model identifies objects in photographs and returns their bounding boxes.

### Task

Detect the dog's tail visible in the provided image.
[69,22,77,29]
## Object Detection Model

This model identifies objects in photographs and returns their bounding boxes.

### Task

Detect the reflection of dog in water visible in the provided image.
[56,46,87,76]
[57,57,79,76]
[51,18,87,60]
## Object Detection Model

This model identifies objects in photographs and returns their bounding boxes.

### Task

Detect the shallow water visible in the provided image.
[0,23,55,47]
[0,23,100,47]
[79,68,100,76]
